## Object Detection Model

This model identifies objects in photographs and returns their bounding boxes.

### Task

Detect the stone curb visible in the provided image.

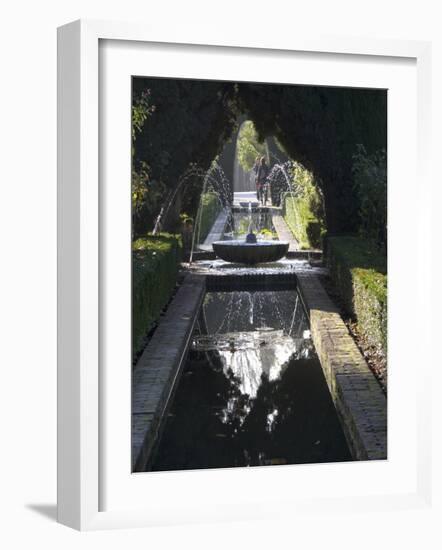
[132,274,206,471]
[296,272,387,460]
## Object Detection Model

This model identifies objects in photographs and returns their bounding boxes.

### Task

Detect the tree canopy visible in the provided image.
[236,120,267,172]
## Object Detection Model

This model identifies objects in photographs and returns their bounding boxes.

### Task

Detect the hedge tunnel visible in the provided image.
[132,78,387,237]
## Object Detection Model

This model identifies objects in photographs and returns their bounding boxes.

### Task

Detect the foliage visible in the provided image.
[352,144,387,249]
[132,78,239,236]
[258,228,277,239]
[130,79,387,238]
[131,89,162,237]
[327,236,387,354]
[284,196,323,249]
[132,162,168,239]
[236,216,251,235]
[132,234,182,355]
[283,162,326,249]
[132,89,156,140]
[179,212,194,224]
[236,120,267,171]
[238,84,387,234]
[132,163,149,214]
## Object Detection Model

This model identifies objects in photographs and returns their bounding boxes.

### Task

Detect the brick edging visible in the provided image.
[296,272,387,460]
[132,274,206,471]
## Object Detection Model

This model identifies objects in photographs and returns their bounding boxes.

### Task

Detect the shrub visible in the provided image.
[236,120,268,171]
[283,195,323,249]
[327,236,387,353]
[352,145,387,249]
[132,233,182,355]
[282,162,326,249]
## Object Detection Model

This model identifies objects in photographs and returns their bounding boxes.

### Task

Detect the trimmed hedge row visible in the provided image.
[283,193,325,250]
[132,233,182,355]
[327,236,387,354]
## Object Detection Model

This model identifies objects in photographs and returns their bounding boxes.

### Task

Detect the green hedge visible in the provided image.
[283,193,325,249]
[327,236,387,353]
[197,192,222,244]
[132,233,182,355]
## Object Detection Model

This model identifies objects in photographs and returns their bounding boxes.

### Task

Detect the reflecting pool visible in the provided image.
[150,288,351,471]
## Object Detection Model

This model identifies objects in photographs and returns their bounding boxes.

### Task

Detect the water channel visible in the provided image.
[150,283,351,471]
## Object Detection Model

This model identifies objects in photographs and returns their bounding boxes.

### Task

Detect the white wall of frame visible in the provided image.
[100,38,417,517]
[1,0,441,547]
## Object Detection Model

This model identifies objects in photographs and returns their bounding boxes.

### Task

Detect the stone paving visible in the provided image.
[132,274,206,471]
[233,191,260,207]
[296,272,387,460]
[271,213,299,251]
[199,209,229,251]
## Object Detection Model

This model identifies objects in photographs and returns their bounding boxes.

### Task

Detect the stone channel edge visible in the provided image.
[132,273,206,471]
[296,272,387,461]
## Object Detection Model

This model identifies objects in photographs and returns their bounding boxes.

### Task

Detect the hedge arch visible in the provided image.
[238,83,387,234]
[133,78,386,236]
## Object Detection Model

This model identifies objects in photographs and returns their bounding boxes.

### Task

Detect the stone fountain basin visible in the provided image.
[212,240,289,264]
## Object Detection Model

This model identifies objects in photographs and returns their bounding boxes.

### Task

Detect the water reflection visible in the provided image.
[151,289,351,471]
[197,290,310,400]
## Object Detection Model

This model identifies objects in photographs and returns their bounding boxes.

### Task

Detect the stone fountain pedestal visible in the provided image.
[212,240,289,264]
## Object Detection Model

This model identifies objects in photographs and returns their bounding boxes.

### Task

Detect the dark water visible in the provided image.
[151,289,351,471]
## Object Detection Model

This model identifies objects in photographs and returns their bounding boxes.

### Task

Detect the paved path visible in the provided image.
[132,274,206,471]
[233,191,259,207]
[233,191,274,208]
[199,209,229,251]
[272,214,299,251]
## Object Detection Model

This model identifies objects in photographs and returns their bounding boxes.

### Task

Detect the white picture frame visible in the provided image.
[57,19,432,531]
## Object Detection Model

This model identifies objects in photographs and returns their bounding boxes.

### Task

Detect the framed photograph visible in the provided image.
[57,19,432,530]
